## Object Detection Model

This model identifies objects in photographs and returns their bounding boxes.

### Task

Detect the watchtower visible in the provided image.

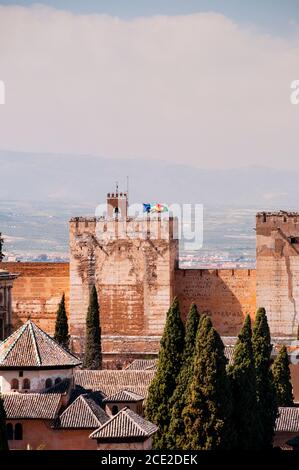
[69,192,179,361]
[256,211,299,336]
[106,190,128,219]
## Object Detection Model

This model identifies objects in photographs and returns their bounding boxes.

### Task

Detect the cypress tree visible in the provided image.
[145,297,185,449]
[83,285,102,370]
[168,303,200,449]
[228,315,260,449]
[182,315,234,450]
[0,395,8,450]
[54,293,69,348]
[272,345,294,406]
[252,307,278,448]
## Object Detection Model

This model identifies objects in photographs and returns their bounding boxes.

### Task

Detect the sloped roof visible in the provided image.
[275,407,299,432]
[0,320,81,368]
[75,370,155,398]
[58,393,109,429]
[103,389,144,403]
[3,393,61,419]
[124,359,157,371]
[89,407,157,440]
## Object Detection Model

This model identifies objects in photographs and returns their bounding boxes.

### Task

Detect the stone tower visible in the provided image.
[0,268,18,340]
[256,211,299,337]
[69,192,178,362]
[106,191,128,219]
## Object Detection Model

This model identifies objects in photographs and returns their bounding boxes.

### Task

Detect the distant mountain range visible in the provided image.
[0,150,297,210]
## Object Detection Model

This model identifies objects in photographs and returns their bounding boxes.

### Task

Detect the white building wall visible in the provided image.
[0,368,74,393]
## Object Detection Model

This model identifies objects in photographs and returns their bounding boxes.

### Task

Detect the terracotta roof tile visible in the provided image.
[275,407,299,432]
[3,393,61,419]
[103,389,144,403]
[75,370,154,398]
[90,407,157,440]
[124,359,157,371]
[0,320,81,368]
[58,393,109,429]
[125,350,234,370]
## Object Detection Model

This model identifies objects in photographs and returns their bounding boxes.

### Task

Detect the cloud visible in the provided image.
[0,5,298,169]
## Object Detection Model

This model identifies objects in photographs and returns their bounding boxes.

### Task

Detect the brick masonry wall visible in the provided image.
[69,217,178,355]
[2,260,257,353]
[2,262,69,334]
[256,213,299,336]
[175,268,256,336]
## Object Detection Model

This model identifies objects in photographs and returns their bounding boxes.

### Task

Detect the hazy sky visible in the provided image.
[0,2,298,169]
[0,1,298,34]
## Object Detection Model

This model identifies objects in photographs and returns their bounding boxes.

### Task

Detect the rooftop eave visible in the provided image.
[0,363,81,370]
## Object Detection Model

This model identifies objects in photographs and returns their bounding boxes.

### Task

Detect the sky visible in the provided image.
[0,2,298,170]
[0,1,298,34]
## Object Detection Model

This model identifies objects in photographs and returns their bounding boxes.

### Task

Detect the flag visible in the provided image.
[143,203,151,213]
[150,203,168,213]
[143,203,168,213]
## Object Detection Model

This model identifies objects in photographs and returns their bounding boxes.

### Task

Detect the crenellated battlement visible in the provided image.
[256,211,299,226]
[178,268,254,278]
[69,195,179,355]
[69,216,178,241]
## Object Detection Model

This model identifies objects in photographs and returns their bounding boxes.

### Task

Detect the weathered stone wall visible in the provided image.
[175,268,256,336]
[1,262,69,334]
[69,217,178,355]
[256,212,299,336]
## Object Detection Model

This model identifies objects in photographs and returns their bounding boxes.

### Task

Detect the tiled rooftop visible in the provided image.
[102,389,144,403]
[124,350,234,370]
[89,407,157,440]
[275,407,299,432]
[57,393,109,429]
[3,393,61,419]
[0,320,81,368]
[75,370,155,398]
[124,359,157,371]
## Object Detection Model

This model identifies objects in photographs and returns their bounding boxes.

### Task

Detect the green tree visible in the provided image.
[83,285,102,370]
[272,345,294,406]
[0,395,8,450]
[252,307,278,448]
[228,315,260,449]
[182,315,234,450]
[54,293,69,348]
[168,303,200,449]
[145,297,185,449]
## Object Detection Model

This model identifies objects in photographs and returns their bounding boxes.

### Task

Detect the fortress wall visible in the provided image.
[69,217,178,355]
[2,259,257,351]
[175,268,256,336]
[1,262,70,333]
[256,212,299,336]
